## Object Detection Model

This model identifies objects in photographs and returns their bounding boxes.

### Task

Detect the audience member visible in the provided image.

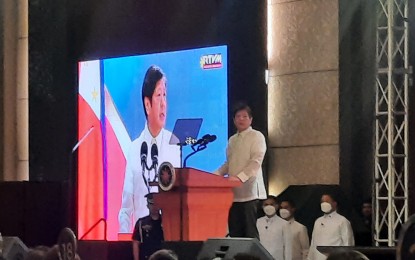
[308,193,354,260]
[25,245,81,260]
[257,195,292,260]
[233,252,261,260]
[280,199,310,260]
[355,199,373,246]
[148,249,178,260]
[326,249,369,260]
[25,246,49,260]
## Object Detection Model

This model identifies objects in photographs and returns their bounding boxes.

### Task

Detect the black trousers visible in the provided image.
[228,200,259,239]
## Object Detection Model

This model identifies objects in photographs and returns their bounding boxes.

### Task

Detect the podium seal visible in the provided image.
[158,162,176,191]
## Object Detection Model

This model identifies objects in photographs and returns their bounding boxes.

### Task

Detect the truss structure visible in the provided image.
[375,0,410,246]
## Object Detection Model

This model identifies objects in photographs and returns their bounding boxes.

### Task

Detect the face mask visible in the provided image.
[279,209,291,219]
[321,202,332,213]
[263,205,276,216]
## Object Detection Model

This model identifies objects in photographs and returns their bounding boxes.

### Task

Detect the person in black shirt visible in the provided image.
[355,199,373,246]
[132,193,164,260]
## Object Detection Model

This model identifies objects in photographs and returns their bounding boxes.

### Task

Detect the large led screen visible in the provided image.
[77,46,228,240]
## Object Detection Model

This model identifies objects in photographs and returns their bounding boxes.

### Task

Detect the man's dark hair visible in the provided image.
[266,195,278,204]
[281,198,296,208]
[327,249,369,260]
[142,65,166,118]
[322,192,338,203]
[232,102,253,119]
[362,198,372,205]
[233,253,260,260]
[148,249,178,260]
[145,193,155,205]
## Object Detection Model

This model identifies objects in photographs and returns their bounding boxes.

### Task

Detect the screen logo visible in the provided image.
[200,53,223,69]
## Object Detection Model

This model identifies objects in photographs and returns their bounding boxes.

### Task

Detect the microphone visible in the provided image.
[206,134,217,144]
[184,134,216,167]
[192,134,210,146]
[140,142,148,165]
[192,134,217,147]
[141,142,149,191]
[151,143,158,167]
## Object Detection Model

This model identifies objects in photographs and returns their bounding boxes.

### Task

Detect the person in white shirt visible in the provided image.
[119,65,180,233]
[257,195,292,260]
[214,102,267,239]
[280,199,310,260]
[308,193,354,260]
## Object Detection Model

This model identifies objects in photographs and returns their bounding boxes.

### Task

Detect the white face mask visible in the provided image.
[279,209,291,219]
[321,202,332,213]
[263,205,276,216]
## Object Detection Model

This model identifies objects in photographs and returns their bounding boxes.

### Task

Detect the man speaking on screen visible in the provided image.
[119,65,180,233]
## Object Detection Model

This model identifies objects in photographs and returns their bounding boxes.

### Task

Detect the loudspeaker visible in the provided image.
[397,214,415,260]
[0,237,28,260]
[196,238,273,260]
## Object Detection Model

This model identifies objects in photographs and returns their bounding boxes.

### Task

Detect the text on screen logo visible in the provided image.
[200,54,222,69]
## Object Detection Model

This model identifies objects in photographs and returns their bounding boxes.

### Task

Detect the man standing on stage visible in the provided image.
[214,102,267,239]
[308,193,354,260]
[257,195,292,260]
[280,199,310,260]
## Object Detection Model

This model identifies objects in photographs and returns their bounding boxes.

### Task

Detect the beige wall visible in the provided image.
[0,0,28,181]
[267,0,339,195]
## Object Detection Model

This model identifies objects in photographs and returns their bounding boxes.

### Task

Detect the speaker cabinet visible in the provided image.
[397,214,415,260]
[197,238,273,260]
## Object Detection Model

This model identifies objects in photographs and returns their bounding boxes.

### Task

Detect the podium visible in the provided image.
[153,168,239,241]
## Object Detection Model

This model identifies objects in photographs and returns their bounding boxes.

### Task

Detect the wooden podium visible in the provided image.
[153,168,239,241]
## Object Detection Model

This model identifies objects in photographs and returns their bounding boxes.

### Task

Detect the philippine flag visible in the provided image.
[77,60,131,240]
[77,60,105,240]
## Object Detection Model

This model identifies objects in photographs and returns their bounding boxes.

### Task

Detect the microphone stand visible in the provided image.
[177,142,186,168]
[150,143,159,185]
[142,160,157,190]
[176,137,198,168]
[142,161,150,194]
[69,126,97,239]
[151,161,158,183]
[179,144,183,168]
[72,126,95,153]
[183,144,207,168]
